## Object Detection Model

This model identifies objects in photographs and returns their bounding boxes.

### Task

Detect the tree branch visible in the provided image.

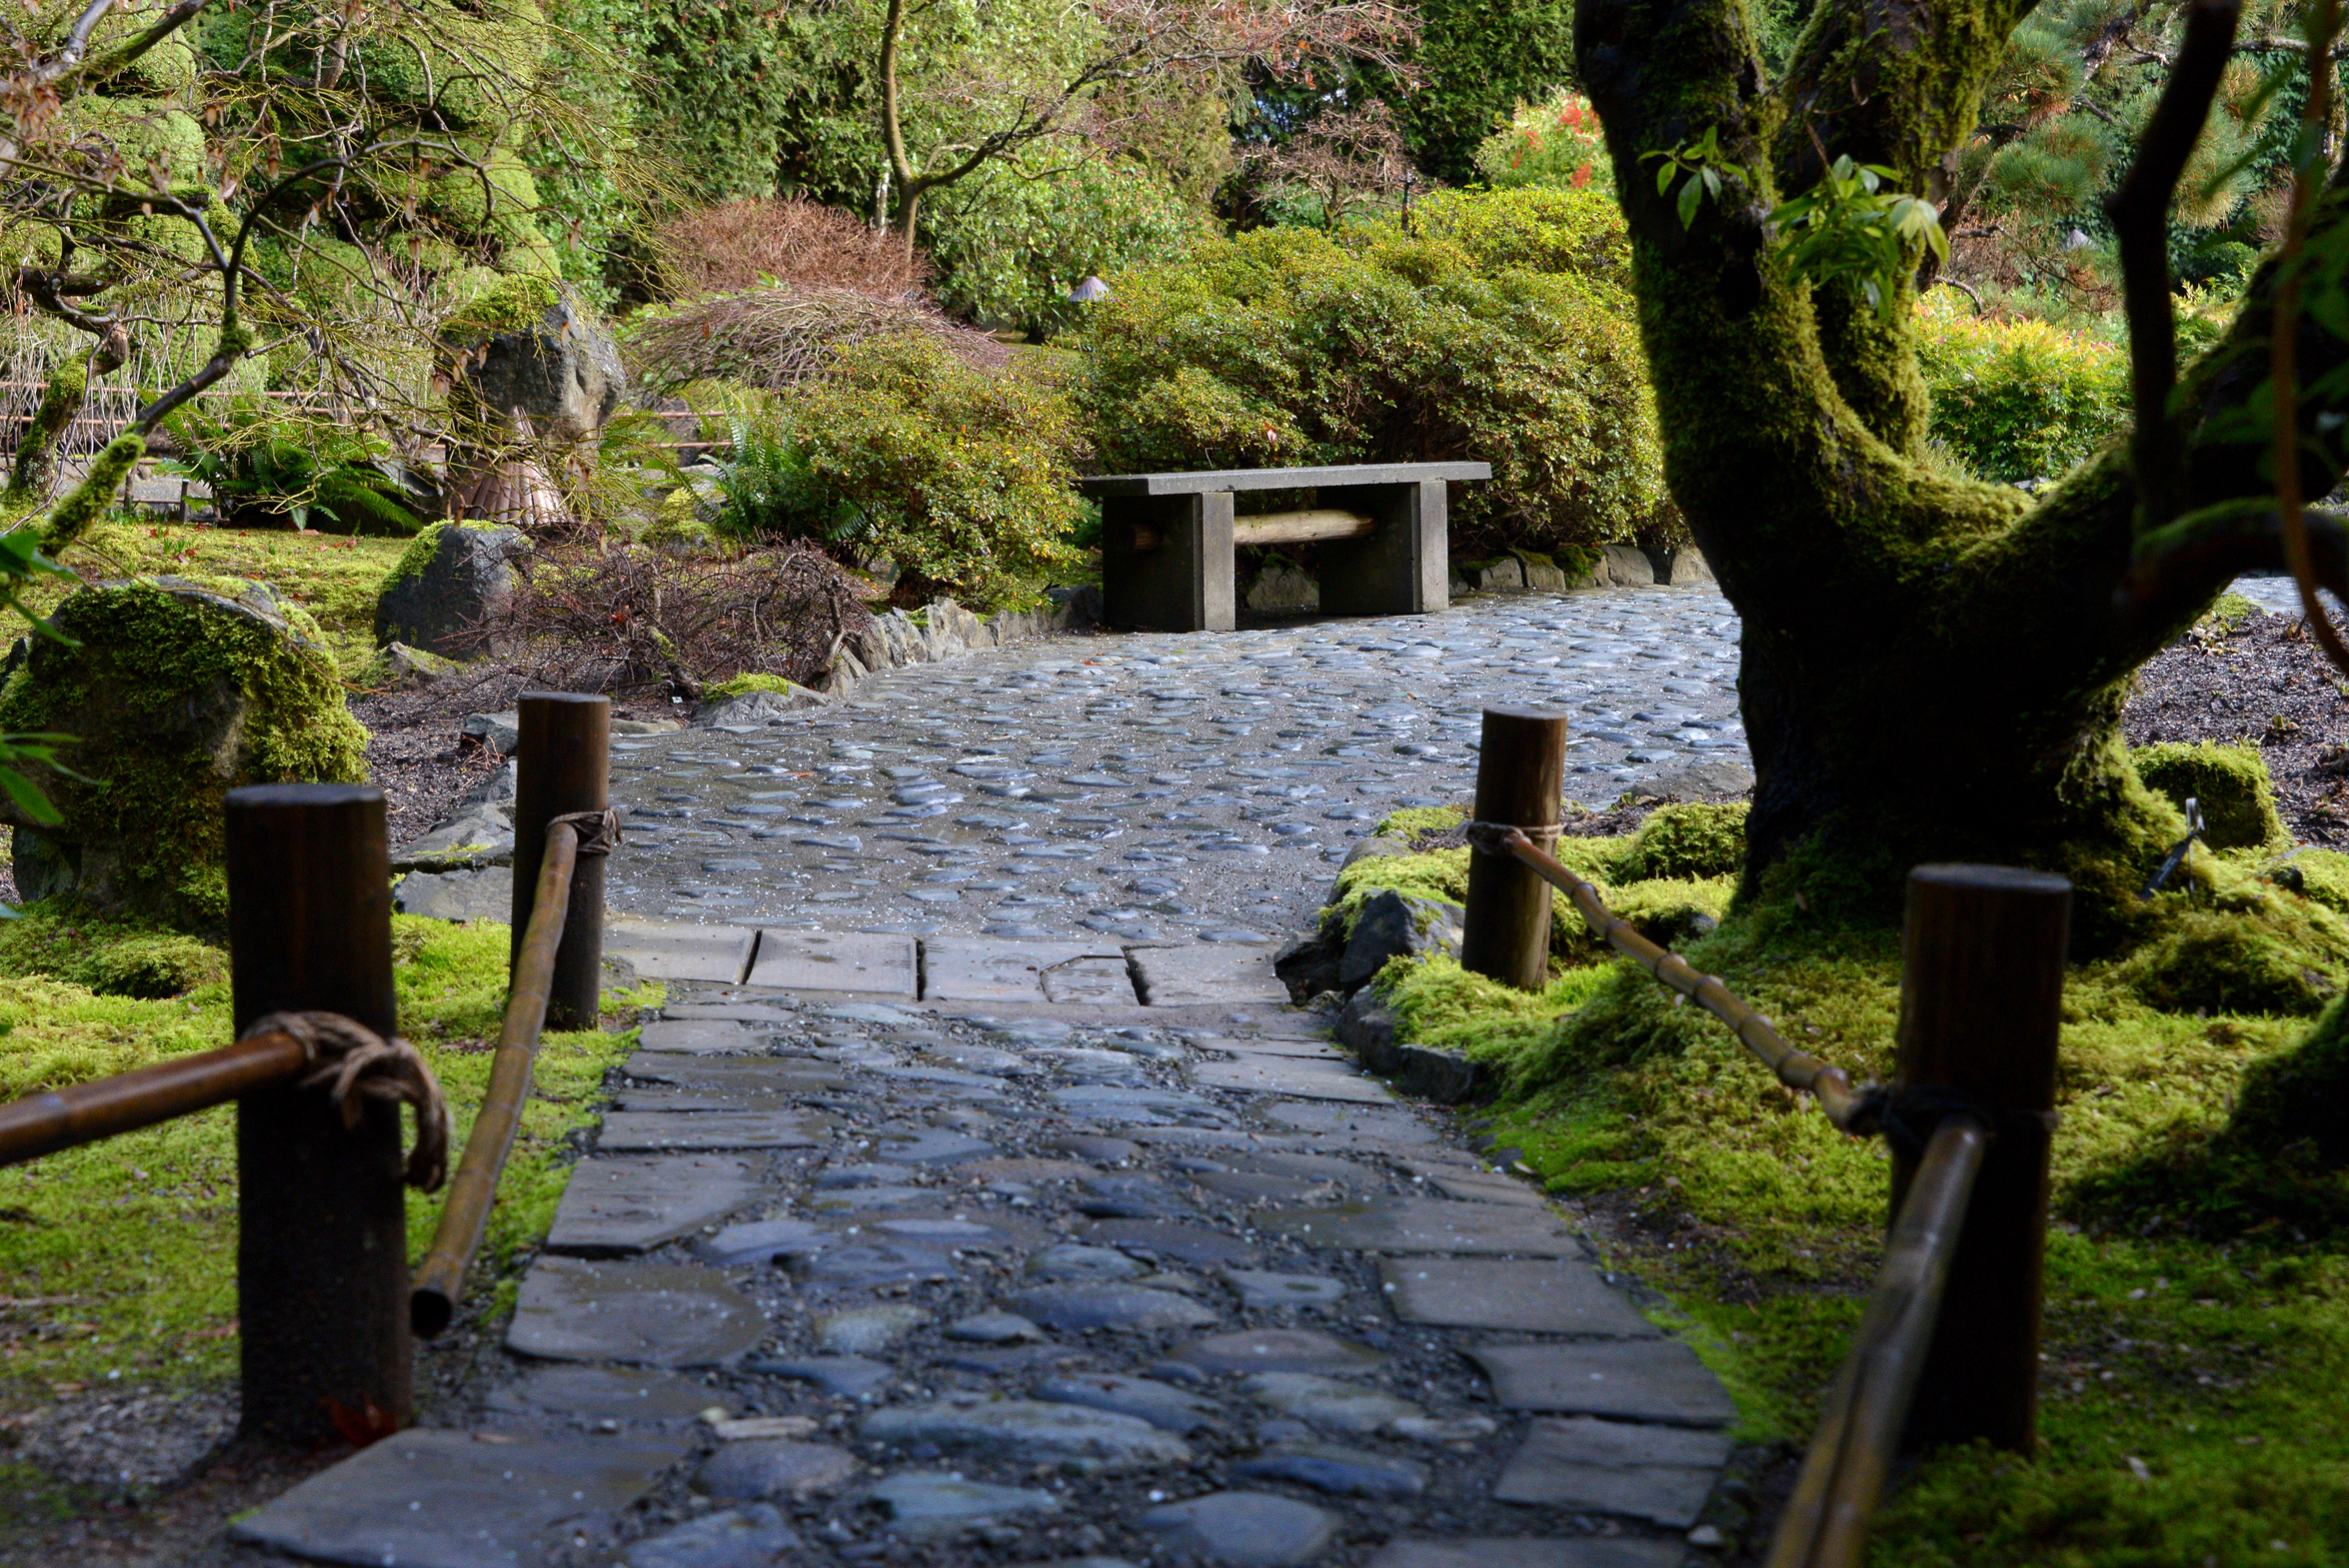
[2107,0,2242,534]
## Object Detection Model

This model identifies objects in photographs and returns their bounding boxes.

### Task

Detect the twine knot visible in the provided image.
[549,806,622,857]
[239,1011,450,1191]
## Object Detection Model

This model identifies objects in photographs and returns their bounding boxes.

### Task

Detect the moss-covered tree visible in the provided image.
[1575,0,2349,935]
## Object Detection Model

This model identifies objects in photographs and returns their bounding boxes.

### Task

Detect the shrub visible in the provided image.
[655,197,931,299]
[1472,90,1616,196]
[925,159,1213,340]
[1077,187,1663,560]
[770,334,1087,609]
[623,284,1010,394]
[1913,294,2129,483]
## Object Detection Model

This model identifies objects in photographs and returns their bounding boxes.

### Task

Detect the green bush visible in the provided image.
[1076,187,1664,561]
[2133,741,2288,851]
[1472,90,1616,196]
[1914,294,2129,484]
[718,335,1086,609]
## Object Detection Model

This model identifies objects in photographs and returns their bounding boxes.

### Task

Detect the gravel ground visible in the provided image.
[2123,581,2349,846]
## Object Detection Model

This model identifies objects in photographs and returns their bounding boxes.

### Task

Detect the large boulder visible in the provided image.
[440,275,627,442]
[374,522,532,657]
[0,577,368,925]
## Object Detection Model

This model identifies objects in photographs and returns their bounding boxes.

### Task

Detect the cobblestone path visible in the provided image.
[603,587,1749,948]
[229,587,1754,1568]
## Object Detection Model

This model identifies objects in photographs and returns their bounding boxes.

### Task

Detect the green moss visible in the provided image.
[705,673,808,700]
[2132,741,2288,851]
[0,908,656,1397]
[382,522,449,592]
[1328,846,1470,934]
[2268,846,2349,914]
[439,272,558,346]
[1374,804,1466,840]
[0,578,369,926]
[39,433,143,558]
[1607,800,1748,881]
[2197,590,2259,637]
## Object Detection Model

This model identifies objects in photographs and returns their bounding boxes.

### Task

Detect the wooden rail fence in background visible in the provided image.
[1456,706,2069,1568]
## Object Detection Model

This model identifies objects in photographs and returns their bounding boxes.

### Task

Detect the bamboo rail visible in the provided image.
[0,1029,310,1166]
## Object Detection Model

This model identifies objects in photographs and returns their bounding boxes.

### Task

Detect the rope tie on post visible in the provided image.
[1871,1085,2062,1164]
[547,806,622,856]
[239,1011,450,1192]
[1465,819,1559,852]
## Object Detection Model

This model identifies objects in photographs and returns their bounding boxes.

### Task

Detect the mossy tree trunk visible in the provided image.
[1575,0,2349,927]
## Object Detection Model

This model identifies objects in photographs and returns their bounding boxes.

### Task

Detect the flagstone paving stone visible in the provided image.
[1378,1257,1663,1337]
[544,1154,762,1254]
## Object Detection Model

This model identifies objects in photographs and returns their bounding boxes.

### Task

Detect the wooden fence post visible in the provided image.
[512,692,610,1029]
[1894,862,2071,1452]
[1458,706,1569,990]
[224,783,408,1444]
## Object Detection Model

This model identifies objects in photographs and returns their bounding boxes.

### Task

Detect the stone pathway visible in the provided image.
[226,587,1786,1566]
[600,588,1750,947]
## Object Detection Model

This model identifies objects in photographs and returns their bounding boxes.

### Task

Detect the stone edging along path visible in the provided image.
[224,920,1749,1568]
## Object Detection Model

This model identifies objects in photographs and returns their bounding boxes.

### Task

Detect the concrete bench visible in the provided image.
[1078,462,1492,633]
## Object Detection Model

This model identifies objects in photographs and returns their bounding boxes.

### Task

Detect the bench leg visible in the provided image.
[1316,480,1447,617]
[1100,492,1235,632]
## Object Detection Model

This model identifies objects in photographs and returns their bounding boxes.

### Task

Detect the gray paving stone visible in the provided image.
[597,1110,823,1151]
[484,1365,713,1424]
[1189,1056,1397,1103]
[1467,1341,1738,1425]
[1366,1541,1684,1568]
[623,1505,799,1568]
[1034,1372,1221,1434]
[695,1439,864,1500]
[1043,954,1144,1002]
[1234,1442,1427,1498]
[921,937,1114,1000]
[1130,943,1289,1005]
[1136,1491,1335,1567]
[947,1310,1046,1343]
[1261,1197,1583,1257]
[1172,1328,1384,1376]
[1026,1243,1147,1282]
[1009,1283,1219,1333]
[862,1399,1191,1469]
[747,929,917,993]
[637,1018,766,1054]
[1051,1084,1225,1123]
[607,918,756,983]
[870,1127,999,1165]
[1378,1257,1659,1336]
[1256,1102,1440,1144]
[1242,1372,1421,1433]
[226,1427,686,1568]
[1224,1270,1347,1310]
[873,1473,1063,1537]
[508,1258,765,1367]
[1491,1416,1732,1527]
[743,1355,895,1398]
[795,1243,958,1290]
[1082,1219,1259,1268]
[547,1155,760,1254]
[695,1217,831,1267]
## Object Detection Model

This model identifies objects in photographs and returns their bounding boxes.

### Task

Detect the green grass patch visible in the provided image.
[0,906,654,1400]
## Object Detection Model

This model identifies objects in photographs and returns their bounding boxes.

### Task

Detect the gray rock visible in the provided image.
[1225,1271,1347,1311]
[625,1505,800,1568]
[696,1439,862,1500]
[947,1310,1046,1344]
[1593,543,1656,587]
[1338,889,1463,991]
[1490,1416,1732,1528]
[391,802,514,872]
[695,1219,831,1268]
[1137,1491,1335,1567]
[1025,1244,1146,1283]
[484,1364,714,1424]
[445,285,627,444]
[1467,1341,1738,1425]
[226,1428,685,1567]
[870,1128,998,1165]
[1515,553,1569,592]
[371,641,457,687]
[1368,1541,1683,1568]
[1035,1372,1221,1435]
[1171,1329,1384,1377]
[1273,924,1344,1002]
[743,1355,895,1399]
[873,1473,1062,1537]
[1646,545,1714,585]
[1080,1219,1257,1269]
[392,863,514,921]
[863,1400,1192,1470]
[792,1242,957,1289]
[507,1257,765,1367]
[1379,1257,1658,1337]
[1245,562,1319,613]
[1260,1196,1583,1257]
[463,709,523,753]
[1466,557,1523,592]
[1009,1283,1219,1334]
[1234,1442,1428,1498]
[1243,1372,1421,1434]
[374,523,532,658]
[696,685,826,728]
[814,1303,928,1354]
[546,1154,760,1255]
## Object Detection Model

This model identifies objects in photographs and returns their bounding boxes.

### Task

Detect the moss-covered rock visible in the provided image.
[0,577,369,926]
[2132,741,2288,851]
[1608,800,1748,881]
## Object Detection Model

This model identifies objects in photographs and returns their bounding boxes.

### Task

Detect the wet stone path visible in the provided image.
[602,587,1750,947]
[231,587,1755,1568]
